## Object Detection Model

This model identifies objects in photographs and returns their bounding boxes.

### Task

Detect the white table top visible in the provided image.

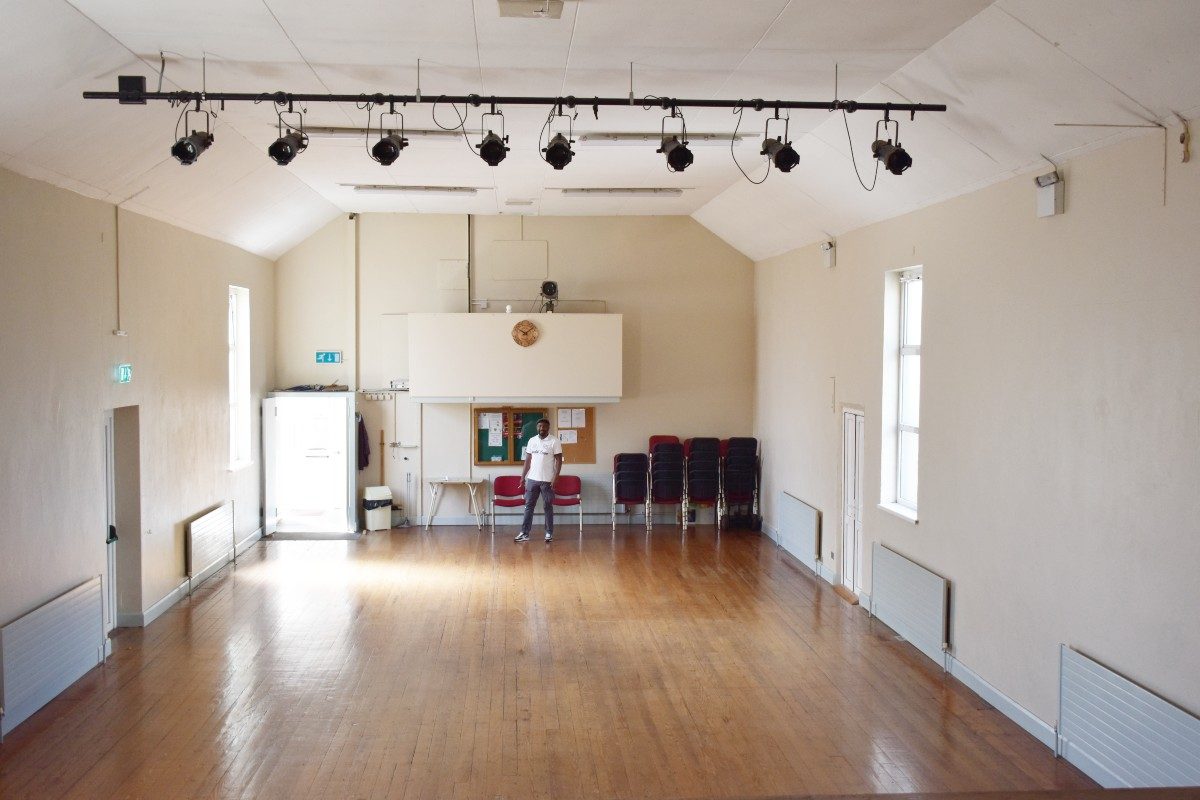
[428,477,484,485]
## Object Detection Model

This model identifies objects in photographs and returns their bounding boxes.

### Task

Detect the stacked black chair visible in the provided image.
[684,437,721,530]
[611,453,650,531]
[648,438,684,531]
[721,437,761,530]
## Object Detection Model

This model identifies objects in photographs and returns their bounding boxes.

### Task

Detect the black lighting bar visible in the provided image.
[86,77,947,116]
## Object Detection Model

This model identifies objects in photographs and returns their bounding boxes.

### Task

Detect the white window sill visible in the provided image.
[878,502,918,525]
[228,461,254,473]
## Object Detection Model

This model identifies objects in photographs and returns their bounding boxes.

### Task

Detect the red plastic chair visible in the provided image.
[648,434,679,452]
[491,475,525,532]
[612,453,649,531]
[552,474,583,534]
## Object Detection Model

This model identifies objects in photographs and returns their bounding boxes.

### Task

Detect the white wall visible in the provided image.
[274,213,755,521]
[754,127,1200,724]
[0,167,274,626]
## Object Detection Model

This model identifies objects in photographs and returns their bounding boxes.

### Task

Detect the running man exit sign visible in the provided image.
[115,363,133,383]
[315,351,343,364]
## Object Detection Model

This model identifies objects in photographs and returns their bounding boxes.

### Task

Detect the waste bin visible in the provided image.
[363,486,393,531]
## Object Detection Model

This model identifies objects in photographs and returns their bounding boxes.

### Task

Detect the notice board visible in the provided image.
[474,407,548,466]
[554,406,596,465]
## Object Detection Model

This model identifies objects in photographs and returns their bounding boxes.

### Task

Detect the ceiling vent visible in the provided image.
[498,0,564,19]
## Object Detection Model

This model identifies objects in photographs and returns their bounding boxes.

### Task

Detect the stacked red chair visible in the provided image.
[684,437,721,530]
[648,436,684,531]
[721,437,760,529]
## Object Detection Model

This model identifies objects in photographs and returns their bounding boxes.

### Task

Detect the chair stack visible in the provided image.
[721,437,760,529]
[648,436,684,530]
[611,453,649,531]
[684,437,721,530]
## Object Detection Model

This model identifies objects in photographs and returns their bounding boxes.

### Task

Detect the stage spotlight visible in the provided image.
[657,136,693,172]
[761,138,799,172]
[171,130,213,165]
[871,138,912,175]
[477,130,510,167]
[371,132,409,166]
[269,130,308,166]
[542,133,574,170]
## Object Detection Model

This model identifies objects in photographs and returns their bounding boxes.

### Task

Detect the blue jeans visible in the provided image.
[521,480,555,534]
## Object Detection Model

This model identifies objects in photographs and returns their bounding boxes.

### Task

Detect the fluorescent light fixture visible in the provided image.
[505,199,535,206]
[306,126,462,141]
[577,132,747,147]
[558,188,684,198]
[343,184,480,196]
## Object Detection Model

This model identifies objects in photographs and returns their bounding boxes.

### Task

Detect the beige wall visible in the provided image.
[754,127,1200,724]
[274,213,755,520]
[0,167,274,625]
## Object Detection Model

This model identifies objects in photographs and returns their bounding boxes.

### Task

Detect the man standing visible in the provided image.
[516,418,562,542]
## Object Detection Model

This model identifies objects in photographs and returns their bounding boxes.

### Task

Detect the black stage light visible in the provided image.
[657,136,694,172]
[477,130,510,166]
[761,138,800,173]
[268,131,308,165]
[371,132,409,166]
[871,138,912,175]
[171,131,214,165]
[542,133,574,170]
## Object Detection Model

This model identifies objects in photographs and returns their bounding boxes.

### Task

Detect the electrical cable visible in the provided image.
[431,96,482,157]
[730,104,771,185]
[843,108,880,192]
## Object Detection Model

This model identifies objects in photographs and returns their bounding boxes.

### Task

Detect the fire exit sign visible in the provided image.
[315,351,343,364]
[115,363,133,383]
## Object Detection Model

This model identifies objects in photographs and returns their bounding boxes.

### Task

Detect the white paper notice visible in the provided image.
[572,408,586,428]
[486,414,504,446]
[557,408,573,429]
[559,429,578,444]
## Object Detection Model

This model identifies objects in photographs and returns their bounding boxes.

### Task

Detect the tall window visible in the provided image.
[895,270,922,509]
[228,286,251,468]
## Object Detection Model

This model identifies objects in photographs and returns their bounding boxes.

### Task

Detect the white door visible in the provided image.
[842,410,865,593]
[103,412,117,635]
[265,394,356,534]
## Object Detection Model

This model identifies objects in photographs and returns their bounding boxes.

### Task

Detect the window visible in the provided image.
[880,267,921,521]
[228,286,251,468]
[896,270,921,509]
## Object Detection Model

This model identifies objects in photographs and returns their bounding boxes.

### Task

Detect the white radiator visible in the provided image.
[870,542,950,666]
[1,576,105,738]
[777,492,821,573]
[187,502,236,593]
[1058,645,1200,787]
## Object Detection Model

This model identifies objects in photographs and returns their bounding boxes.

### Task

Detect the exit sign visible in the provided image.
[315,351,343,364]
[115,363,133,384]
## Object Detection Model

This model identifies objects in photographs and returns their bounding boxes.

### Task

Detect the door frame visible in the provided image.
[103,411,117,636]
[840,405,866,594]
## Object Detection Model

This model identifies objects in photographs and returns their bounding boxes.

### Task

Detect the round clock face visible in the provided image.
[512,319,540,347]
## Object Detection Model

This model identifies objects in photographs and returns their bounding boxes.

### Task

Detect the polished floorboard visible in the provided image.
[0,526,1101,800]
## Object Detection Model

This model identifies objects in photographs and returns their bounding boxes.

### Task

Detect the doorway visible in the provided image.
[109,406,142,625]
[841,409,865,594]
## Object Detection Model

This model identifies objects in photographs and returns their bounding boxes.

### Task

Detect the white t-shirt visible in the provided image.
[523,434,563,483]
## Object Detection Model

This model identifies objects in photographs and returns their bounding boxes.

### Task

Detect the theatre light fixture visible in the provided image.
[871,113,912,176]
[369,105,409,166]
[171,106,214,165]
[760,111,799,173]
[268,107,307,166]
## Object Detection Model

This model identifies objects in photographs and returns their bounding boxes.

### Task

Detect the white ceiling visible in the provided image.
[1,0,1198,260]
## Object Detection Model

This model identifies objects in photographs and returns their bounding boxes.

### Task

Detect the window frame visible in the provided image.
[894,269,921,511]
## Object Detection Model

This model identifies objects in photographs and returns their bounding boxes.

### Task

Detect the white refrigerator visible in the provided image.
[263,391,358,535]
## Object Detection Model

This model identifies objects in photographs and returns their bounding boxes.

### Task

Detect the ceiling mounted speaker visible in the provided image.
[498,0,564,19]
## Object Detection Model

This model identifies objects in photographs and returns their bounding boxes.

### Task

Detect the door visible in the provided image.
[264,394,356,534]
[103,412,117,635]
[841,410,865,593]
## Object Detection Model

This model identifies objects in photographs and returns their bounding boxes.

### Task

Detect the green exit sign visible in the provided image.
[315,350,343,364]
[115,363,133,384]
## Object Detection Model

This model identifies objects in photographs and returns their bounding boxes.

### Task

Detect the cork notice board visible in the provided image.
[554,406,596,465]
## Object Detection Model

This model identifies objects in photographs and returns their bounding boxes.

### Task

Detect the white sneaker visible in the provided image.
[514,532,530,542]
[544,531,553,542]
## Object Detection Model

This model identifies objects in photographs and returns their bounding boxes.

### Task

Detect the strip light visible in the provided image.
[558,188,683,197]
[578,132,748,147]
[344,184,480,196]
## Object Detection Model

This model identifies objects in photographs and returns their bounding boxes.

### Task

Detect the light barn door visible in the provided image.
[842,410,865,593]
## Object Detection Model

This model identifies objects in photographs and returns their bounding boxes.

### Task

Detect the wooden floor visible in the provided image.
[0,525,1102,800]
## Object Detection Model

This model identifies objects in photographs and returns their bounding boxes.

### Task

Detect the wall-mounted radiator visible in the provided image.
[870,542,950,666]
[1059,645,1200,787]
[777,492,821,573]
[187,502,236,594]
[0,576,105,738]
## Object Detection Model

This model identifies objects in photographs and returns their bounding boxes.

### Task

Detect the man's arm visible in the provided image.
[520,452,532,488]
[552,453,563,482]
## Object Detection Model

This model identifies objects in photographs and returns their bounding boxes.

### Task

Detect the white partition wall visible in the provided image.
[408,313,622,402]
